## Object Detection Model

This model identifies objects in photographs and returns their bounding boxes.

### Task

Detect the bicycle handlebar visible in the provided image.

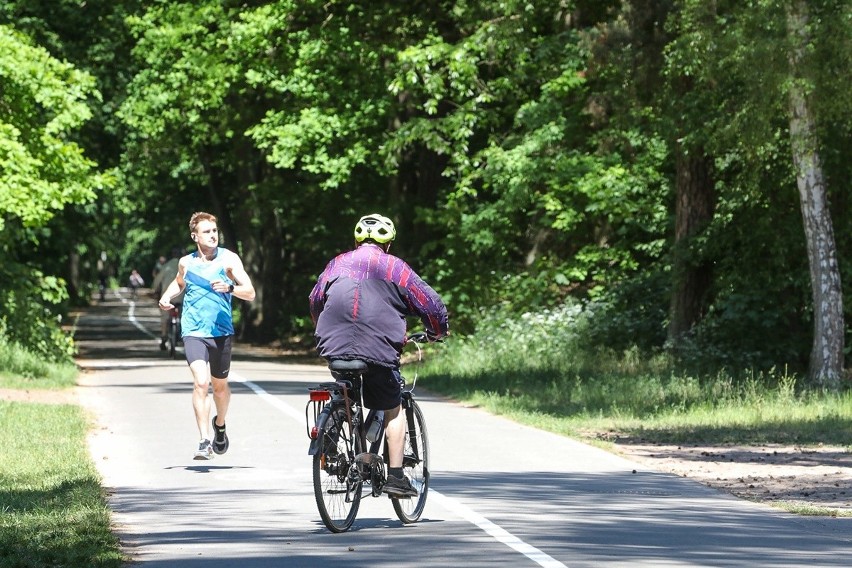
[406,331,442,344]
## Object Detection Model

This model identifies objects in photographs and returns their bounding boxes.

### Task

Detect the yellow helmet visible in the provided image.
[354,213,396,244]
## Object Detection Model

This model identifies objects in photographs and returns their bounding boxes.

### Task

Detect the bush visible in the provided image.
[0,264,76,363]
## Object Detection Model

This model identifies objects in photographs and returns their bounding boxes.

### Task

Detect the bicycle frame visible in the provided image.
[307,376,386,493]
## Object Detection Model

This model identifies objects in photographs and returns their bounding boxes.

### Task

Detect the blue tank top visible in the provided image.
[181,248,236,338]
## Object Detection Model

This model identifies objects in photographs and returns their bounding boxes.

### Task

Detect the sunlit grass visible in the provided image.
[0,340,78,389]
[412,304,852,448]
[440,381,852,446]
[774,501,852,517]
[0,400,124,567]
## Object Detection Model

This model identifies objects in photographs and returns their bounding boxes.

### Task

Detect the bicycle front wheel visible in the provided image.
[392,398,430,523]
[313,408,362,532]
[168,320,177,358]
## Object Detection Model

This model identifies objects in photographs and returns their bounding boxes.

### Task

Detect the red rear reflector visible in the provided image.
[310,426,318,439]
[310,389,331,402]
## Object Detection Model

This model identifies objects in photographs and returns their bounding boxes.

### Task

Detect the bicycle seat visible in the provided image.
[328,359,369,373]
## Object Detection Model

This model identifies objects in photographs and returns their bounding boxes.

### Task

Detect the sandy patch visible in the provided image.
[0,387,78,405]
[616,442,852,514]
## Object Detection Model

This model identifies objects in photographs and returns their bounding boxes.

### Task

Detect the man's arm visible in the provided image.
[309,258,337,324]
[158,259,186,310]
[402,268,449,340]
[222,253,256,302]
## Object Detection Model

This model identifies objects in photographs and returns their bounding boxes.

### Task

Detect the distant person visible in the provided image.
[158,212,256,460]
[152,255,167,282]
[128,269,145,299]
[97,251,109,301]
[309,213,449,497]
[98,271,107,302]
[151,248,184,350]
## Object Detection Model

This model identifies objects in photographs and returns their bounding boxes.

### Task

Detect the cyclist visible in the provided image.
[128,269,144,299]
[159,212,256,460]
[152,248,184,350]
[309,213,449,497]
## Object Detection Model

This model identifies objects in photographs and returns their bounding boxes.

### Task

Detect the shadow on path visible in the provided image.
[71,288,317,364]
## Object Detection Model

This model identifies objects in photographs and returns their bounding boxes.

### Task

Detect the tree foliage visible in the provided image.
[0,1,849,381]
[0,24,108,360]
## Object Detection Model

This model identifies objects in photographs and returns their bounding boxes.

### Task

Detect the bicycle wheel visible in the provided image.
[313,407,363,532]
[168,318,177,359]
[392,398,430,523]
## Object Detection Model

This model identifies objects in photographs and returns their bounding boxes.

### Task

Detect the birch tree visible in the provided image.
[785,0,844,387]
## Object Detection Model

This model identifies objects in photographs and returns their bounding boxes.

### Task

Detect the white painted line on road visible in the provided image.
[127,301,159,339]
[231,373,303,423]
[230,372,569,568]
[430,491,568,568]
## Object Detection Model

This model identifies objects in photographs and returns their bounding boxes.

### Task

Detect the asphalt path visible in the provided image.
[74,290,852,567]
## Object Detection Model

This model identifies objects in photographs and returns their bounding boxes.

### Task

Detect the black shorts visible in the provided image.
[184,335,233,379]
[332,364,403,411]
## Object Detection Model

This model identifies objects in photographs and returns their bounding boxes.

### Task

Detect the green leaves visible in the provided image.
[0,26,106,229]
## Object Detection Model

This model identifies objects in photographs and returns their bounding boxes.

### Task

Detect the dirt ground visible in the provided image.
[614,441,852,515]
[4,386,851,516]
[0,387,79,405]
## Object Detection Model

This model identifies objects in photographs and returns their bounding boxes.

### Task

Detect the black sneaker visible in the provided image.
[212,416,229,455]
[193,439,213,460]
[159,339,167,351]
[383,474,418,498]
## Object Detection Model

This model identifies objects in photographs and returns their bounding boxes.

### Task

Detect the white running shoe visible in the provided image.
[193,439,213,460]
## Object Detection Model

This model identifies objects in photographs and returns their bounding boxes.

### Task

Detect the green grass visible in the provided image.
[0,401,124,568]
[412,312,852,449]
[449,387,852,447]
[0,336,124,568]
[0,340,78,389]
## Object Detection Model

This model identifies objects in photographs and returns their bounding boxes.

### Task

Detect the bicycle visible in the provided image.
[306,332,431,533]
[166,305,181,359]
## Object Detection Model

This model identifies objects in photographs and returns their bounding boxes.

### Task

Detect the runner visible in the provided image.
[158,211,256,459]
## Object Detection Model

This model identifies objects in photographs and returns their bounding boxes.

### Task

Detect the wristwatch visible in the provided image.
[228,284,235,293]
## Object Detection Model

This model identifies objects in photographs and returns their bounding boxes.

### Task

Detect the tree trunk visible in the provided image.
[68,249,80,302]
[786,0,844,388]
[667,147,715,346]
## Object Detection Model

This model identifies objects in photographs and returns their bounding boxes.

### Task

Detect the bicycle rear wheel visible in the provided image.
[313,408,362,532]
[392,398,429,523]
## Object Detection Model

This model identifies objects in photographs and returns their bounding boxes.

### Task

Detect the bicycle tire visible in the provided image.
[391,398,430,523]
[313,407,363,532]
[168,319,177,359]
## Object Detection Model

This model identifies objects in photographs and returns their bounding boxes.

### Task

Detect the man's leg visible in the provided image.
[211,376,231,428]
[383,405,404,468]
[210,377,231,454]
[209,336,233,454]
[189,360,212,440]
[382,404,418,496]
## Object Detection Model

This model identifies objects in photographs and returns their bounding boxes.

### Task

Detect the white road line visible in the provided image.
[126,300,159,339]
[231,373,303,423]
[230,371,569,568]
[430,492,568,568]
